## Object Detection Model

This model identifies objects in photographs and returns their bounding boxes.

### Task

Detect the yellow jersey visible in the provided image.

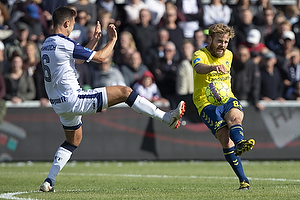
[192,47,236,114]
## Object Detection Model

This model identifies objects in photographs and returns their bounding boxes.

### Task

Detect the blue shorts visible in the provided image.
[200,98,244,136]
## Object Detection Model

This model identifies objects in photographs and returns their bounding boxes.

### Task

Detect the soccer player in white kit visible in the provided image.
[39,7,186,192]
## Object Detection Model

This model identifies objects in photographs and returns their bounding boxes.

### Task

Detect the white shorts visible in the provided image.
[57,88,108,130]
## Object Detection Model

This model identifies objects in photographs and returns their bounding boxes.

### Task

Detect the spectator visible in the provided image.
[284,4,299,25]
[250,46,269,66]
[0,29,13,73]
[231,45,263,110]
[41,0,68,19]
[159,2,184,52]
[144,0,166,26]
[23,41,40,76]
[144,28,169,69]
[152,41,178,100]
[259,50,285,101]
[229,0,257,26]
[96,0,126,31]
[253,0,276,26]
[0,2,11,30]
[232,8,262,53]
[120,50,149,87]
[176,39,194,96]
[76,10,88,27]
[284,47,300,100]
[113,31,137,67]
[266,18,291,54]
[175,0,203,38]
[285,80,300,100]
[74,0,97,24]
[4,53,36,104]
[193,28,208,50]
[259,6,277,42]
[4,22,30,61]
[292,0,300,48]
[203,0,231,28]
[24,0,45,43]
[133,70,166,104]
[92,56,125,88]
[127,8,157,63]
[157,1,185,27]
[238,29,266,54]
[68,6,88,45]
[275,30,297,89]
[124,0,148,25]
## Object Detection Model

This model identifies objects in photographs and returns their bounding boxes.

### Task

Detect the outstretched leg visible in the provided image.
[105,86,185,129]
[40,86,185,192]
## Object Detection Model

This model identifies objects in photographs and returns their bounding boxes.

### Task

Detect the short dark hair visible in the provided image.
[52,7,76,28]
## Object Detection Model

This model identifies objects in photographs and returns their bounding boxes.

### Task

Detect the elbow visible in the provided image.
[93,52,107,63]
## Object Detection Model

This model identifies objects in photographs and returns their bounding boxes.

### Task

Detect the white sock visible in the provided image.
[47,146,72,185]
[131,95,169,123]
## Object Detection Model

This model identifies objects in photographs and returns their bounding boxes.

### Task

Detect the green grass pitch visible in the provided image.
[0,161,300,200]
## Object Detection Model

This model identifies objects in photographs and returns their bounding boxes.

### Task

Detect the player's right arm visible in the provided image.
[194,63,227,74]
[192,49,227,75]
[91,24,118,63]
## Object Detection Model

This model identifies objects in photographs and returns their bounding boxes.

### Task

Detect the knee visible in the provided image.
[227,115,243,128]
[120,86,133,97]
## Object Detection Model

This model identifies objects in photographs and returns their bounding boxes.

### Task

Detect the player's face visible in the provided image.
[208,33,230,58]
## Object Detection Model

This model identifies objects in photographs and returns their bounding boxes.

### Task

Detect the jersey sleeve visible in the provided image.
[72,43,96,62]
[192,49,206,68]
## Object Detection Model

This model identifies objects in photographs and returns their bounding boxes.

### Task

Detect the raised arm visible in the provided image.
[194,63,227,74]
[91,24,118,63]
[85,21,102,51]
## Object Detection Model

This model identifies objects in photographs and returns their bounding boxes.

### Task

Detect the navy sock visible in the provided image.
[229,124,244,144]
[61,141,77,152]
[125,91,138,107]
[223,147,248,182]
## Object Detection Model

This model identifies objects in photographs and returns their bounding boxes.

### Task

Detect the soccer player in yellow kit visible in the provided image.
[192,23,255,190]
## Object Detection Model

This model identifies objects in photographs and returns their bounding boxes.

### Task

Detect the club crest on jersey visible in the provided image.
[226,61,230,68]
[193,58,201,64]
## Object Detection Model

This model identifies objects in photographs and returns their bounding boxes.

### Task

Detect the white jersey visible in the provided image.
[41,34,96,114]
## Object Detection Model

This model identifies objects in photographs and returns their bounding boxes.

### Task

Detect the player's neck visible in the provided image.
[54,27,69,37]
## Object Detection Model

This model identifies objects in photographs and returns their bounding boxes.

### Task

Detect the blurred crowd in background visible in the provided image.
[0,0,299,115]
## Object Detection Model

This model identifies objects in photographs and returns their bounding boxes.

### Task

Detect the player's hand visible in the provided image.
[93,21,102,41]
[107,24,117,41]
[214,64,227,74]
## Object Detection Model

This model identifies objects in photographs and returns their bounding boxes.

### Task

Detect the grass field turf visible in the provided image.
[0,161,299,200]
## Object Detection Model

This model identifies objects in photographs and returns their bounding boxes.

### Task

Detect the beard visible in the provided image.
[209,45,225,58]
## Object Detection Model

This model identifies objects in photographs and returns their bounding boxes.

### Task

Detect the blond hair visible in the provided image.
[208,23,235,39]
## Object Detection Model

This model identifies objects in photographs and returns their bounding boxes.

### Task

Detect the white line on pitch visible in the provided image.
[60,172,300,182]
